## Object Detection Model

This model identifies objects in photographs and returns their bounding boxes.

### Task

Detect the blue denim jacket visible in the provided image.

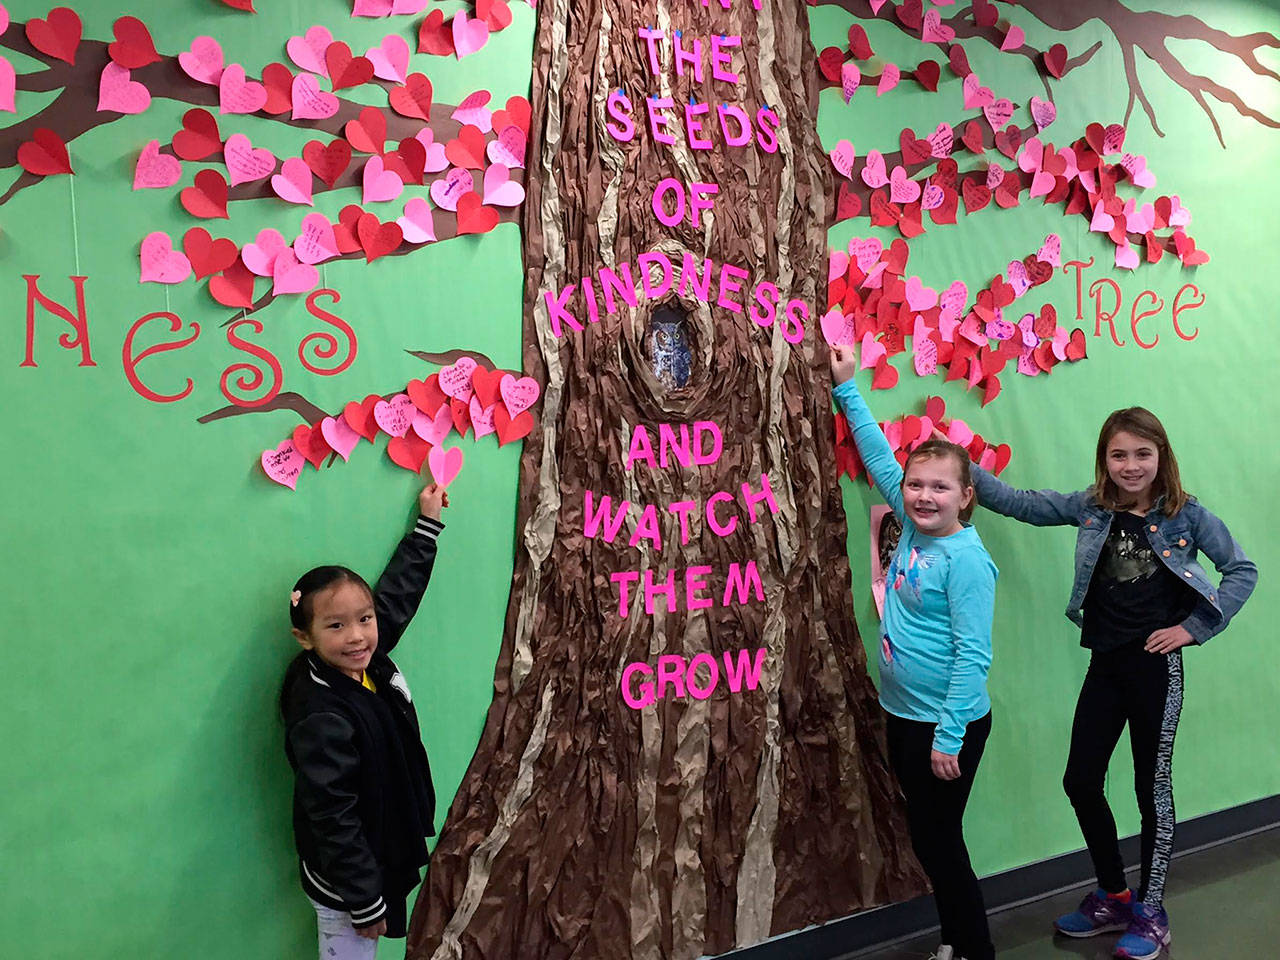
[971,467,1256,643]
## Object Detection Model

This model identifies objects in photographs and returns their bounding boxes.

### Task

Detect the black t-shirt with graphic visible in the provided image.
[1081,511,1199,651]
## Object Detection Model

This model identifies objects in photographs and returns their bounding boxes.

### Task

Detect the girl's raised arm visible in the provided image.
[373,485,447,653]
[830,349,905,522]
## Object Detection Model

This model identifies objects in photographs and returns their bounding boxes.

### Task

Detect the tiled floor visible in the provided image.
[848,826,1280,959]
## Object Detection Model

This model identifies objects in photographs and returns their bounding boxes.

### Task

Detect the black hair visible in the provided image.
[279,566,373,721]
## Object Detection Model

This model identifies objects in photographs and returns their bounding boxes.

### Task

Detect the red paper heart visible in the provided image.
[293,423,333,469]
[208,260,256,308]
[1065,328,1087,361]
[173,109,222,161]
[899,128,932,166]
[477,0,513,31]
[390,73,434,120]
[17,128,73,176]
[871,356,899,390]
[961,120,985,155]
[456,192,500,235]
[961,177,991,213]
[417,10,455,56]
[26,7,82,65]
[357,213,403,262]
[1044,43,1068,79]
[387,433,431,472]
[183,228,238,280]
[848,24,873,59]
[180,169,229,219]
[303,139,352,189]
[345,107,387,155]
[261,62,294,115]
[492,96,532,135]
[948,44,971,78]
[325,41,375,91]
[493,406,534,446]
[408,374,448,414]
[818,46,845,84]
[445,125,487,169]
[914,60,940,91]
[108,16,160,69]
[344,395,382,441]
[836,181,862,220]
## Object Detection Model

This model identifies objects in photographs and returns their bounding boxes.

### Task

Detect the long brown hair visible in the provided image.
[1092,407,1189,516]
[904,439,976,522]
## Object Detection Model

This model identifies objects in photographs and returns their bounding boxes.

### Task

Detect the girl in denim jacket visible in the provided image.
[969,408,1256,960]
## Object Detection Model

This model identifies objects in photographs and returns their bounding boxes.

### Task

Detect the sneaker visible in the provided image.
[1053,888,1134,937]
[1114,902,1171,959]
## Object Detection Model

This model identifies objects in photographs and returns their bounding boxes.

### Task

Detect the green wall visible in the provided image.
[0,1,1276,958]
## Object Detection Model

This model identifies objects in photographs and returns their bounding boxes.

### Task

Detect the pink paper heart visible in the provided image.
[860,149,888,188]
[366,34,410,83]
[829,139,856,179]
[262,440,304,490]
[294,212,340,263]
[416,128,449,172]
[412,403,452,444]
[1037,234,1061,267]
[820,308,856,348]
[133,139,181,190]
[1114,243,1139,271]
[362,154,404,203]
[876,62,900,96]
[272,248,319,295]
[439,357,477,400]
[241,229,288,277]
[271,157,314,205]
[469,396,497,438]
[374,394,416,437]
[286,26,333,76]
[219,64,267,115]
[1029,95,1056,132]
[140,231,192,284]
[841,61,861,103]
[921,9,955,43]
[500,374,540,417]
[487,125,527,168]
[983,98,1014,131]
[904,275,937,311]
[482,163,525,206]
[859,332,886,370]
[398,197,437,244]
[223,132,276,185]
[889,166,920,203]
[452,90,493,132]
[98,62,151,114]
[927,122,953,159]
[429,167,472,211]
[1000,24,1025,51]
[427,445,464,488]
[320,415,360,461]
[452,11,490,59]
[962,73,993,110]
[291,73,339,120]
[0,54,14,114]
[179,36,224,85]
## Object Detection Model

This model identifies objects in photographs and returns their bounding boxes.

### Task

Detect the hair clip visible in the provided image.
[290,590,302,608]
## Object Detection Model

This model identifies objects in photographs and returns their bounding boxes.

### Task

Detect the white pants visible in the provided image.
[309,898,378,960]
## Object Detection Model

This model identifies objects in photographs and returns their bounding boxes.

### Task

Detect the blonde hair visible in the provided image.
[1092,407,1189,516]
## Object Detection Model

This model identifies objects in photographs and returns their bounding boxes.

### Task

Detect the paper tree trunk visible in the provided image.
[408,2,926,957]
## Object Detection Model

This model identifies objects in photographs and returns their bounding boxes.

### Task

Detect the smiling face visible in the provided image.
[1104,429,1159,510]
[292,580,378,681]
[901,453,973,537]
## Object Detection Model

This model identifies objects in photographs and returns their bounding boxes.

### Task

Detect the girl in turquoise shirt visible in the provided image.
[831,346,998,960]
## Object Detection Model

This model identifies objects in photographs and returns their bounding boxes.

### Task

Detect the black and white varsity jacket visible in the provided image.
[281,515,443,936]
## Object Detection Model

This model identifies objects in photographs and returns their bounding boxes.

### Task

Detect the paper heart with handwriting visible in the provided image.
[223,133,275,185]
[140,231,192,284]
[98,62,150,114]
[241,228,288,277]
[294,213,340,264]
[860,149,888,188]
[367,34,410,83]
[133,140,181,189]
[262,440,303,490]
[398,197,436,244]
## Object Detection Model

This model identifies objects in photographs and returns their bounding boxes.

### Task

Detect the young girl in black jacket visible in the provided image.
[281,483,448,958]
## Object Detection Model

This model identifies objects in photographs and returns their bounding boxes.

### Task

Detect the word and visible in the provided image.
[620,647,767,709]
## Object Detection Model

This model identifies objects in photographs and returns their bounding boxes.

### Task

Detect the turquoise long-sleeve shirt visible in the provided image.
[834,379,998,754]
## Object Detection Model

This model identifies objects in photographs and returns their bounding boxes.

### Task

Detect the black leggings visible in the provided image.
[1063,645,1184,905]
[886,710,994,960]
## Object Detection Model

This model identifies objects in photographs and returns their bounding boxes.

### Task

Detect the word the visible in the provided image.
[621,647,767,709]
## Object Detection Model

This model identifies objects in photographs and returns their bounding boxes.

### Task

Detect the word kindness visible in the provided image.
[581,420,779,617]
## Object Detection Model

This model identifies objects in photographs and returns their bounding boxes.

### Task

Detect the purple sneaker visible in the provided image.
[1053,888,1134,937]
[1114,902,1171,959]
